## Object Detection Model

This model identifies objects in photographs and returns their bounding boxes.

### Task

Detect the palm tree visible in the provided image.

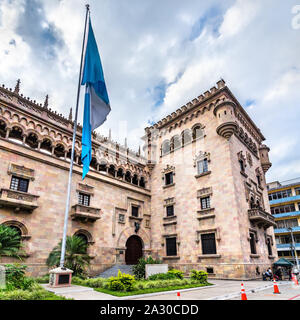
[46,236,92,276]
[0,225,24,261]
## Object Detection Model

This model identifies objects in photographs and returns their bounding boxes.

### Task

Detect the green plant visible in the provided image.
[132,256,162,280]
[0,285,70,300]
[148,272,177,281]
[34,274,50,284]
[46,236,92,277]
[0,225,25,260]
[107,270,136,292]
[4,264,34,290]
[168,269,184,279]
[190,269,208,283]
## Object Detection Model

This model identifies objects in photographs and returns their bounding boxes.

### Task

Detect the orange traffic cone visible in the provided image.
[292,274,299,286]
[241,282,247,300]
[177,292,181,300]
[273,278,280,294]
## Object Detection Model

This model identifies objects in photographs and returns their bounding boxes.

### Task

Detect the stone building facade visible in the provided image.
[0,79,277,279]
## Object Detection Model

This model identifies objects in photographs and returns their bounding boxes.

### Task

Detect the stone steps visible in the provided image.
[95,264,134,278]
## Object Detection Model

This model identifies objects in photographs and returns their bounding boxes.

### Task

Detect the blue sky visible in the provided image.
[0,0,300,183]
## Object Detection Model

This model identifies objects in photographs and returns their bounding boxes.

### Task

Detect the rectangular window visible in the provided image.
[257,175,261,186]
[10,176,29,193]
[201,233,216,255]
[165,172,173,185]
[267,238,272,256]
[197,159,208,175]
[131,205,139,217]
[271,204,296,215]
[201,197,211,210]
[78,193,90,206]
[166,237,177,256]
[250,233,256,254]
[239,160,245,172]
[277,219,298,229]
[166,205,174,217]
[269,189,292,201]
[295,188,300,196]
[206,267,214,274]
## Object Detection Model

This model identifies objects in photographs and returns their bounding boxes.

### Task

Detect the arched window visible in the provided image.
[250,197,255,209]
[139,177,146,188]
[25,133,38,149]
[108,165,116,177]
[54,144,65,158]
[117,168,124,179]
[162,140,170,155]
[2,221,28,244]
[40,139,52,154]
[256,200,261,209]
[125,171,132,183]
[74,231,91,254]
[99,162,107,172]
[192,125,204,140]
[78,154,83,166]
[9,126,23,143]
[182,129,192,146]
[90,157,98,170]
[171,135,181,150]
[0,120,7,138]
[132,174,139,185]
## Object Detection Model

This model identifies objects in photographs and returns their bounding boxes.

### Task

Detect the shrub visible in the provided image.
[190,270,208,283]
[0,286,70,300]
[132,256,162,280]
[148,269,184,281]
[4,264,34,290]
[0,225,25,260]
[167,269,184,279]
[107,270,135,292]
[34,274,50,284]
[148,272,177,281]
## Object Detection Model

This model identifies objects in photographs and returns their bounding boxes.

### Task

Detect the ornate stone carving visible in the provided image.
[7,163,35,181]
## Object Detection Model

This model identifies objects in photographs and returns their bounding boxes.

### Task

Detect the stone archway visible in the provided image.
[125,235,143,265]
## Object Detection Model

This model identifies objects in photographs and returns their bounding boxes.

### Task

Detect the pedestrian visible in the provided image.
[288,267,292,281]
[275,267,282,281]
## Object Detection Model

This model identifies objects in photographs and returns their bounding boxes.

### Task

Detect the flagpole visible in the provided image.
[59,4,90,268]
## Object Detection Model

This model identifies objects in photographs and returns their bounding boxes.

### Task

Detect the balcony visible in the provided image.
[0,188,39,213]
[248,208,276,229]
[71,204,101,222]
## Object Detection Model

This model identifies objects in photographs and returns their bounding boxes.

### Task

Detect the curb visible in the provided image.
[117,284,218,300]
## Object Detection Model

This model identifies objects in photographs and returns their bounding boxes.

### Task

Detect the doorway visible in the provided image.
[125,235,143,265]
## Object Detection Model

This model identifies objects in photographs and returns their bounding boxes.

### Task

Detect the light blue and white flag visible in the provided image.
[81,18,110,180]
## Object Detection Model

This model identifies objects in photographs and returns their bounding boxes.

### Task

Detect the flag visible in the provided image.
[81,17,111,180]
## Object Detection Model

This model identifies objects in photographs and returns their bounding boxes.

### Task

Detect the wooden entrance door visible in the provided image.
[125,235,143,265]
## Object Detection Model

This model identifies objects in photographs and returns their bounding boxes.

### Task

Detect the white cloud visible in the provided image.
[219,0,260,38]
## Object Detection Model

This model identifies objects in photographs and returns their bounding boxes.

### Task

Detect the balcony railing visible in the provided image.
[71,204,101,222]
[248,208,276,229]
[0,188,39,213]
[276,243,300,250]
[269,195,300,205]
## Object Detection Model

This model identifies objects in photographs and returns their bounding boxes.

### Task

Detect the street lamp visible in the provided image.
[288,227,300,271]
